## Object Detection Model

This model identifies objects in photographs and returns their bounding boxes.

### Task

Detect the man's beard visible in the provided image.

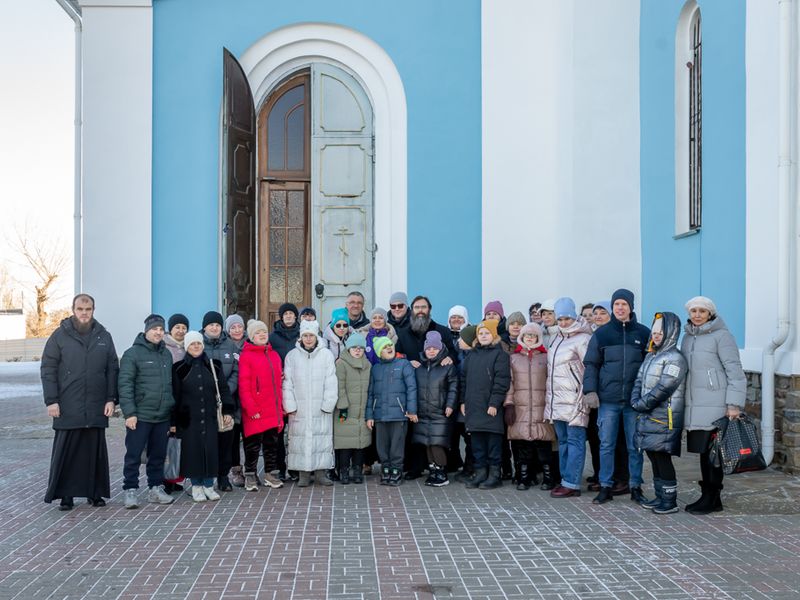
[410,312,431,335]
[71,316,92,334]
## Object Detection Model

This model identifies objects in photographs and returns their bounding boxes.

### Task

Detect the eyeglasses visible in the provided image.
[334,322,349,329]
[389,303,405,309]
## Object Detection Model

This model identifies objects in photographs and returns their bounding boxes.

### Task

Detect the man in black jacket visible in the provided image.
[583,288,651,505]
[346,291,370,329]
[387,291,411,332]
[41,294,119,510]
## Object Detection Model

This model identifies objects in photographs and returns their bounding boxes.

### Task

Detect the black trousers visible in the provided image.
[230,423,243,468]
[363,428,379,466]
[123,420,169,490]
[587,408,601,477]
[645,450,676,481]
[337,448,365,473]
[376,421,407,469]
[426,445,448,466]
[217,429,234,478]
[276,416,289,473]
[243,428,279,474]
[404,421,426,473]
[613,412,629,483]
[471,432,503,468]
[511,439,556,466]
[448,421,473,472]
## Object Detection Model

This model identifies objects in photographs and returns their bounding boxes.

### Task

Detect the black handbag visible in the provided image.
[711,414,767,474]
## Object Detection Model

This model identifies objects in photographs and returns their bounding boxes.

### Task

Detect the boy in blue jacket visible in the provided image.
[366,337,418,486]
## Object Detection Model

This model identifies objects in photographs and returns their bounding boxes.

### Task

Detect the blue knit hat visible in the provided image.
[554,297,577,320]
[593,301,611,314]
[330,307,349,329]
[345,332,366,349]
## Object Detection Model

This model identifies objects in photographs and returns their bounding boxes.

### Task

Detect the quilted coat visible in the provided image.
[461,341,510,435]
[504,345,555,442]
[545,319,592,427]
[366,357,418,421]
[680,316,746,431]
[118,333,174,423]
[631,312,687,455]
[238,341,284,438]
[412,348,458,448]
[283,340,338,471]
[334,350,372,450]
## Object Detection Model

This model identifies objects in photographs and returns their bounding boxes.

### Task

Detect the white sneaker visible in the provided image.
[262,473,284,489]
[192,486,207,502]
[184,484,193,497]
[124,489,139,509]
[148,485,176,504]
[203,486,221,501]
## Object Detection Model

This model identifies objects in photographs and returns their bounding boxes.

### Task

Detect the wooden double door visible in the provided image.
[222,51,375,326]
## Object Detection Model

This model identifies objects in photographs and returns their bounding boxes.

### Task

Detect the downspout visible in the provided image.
[761,0,795,466]
[54,0,82,293]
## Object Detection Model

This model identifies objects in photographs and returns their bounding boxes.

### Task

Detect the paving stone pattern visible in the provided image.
[1,362,800,599]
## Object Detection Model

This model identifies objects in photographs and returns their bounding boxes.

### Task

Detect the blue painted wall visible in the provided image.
[151,0,482,326]
[639,0,746,343]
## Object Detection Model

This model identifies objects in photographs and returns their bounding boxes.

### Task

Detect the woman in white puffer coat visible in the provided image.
[545,297,593,498]
[283,320,338,487]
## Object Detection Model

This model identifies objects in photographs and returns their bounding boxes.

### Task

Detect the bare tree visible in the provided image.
[0,264,21,310]
[8,226,69,338]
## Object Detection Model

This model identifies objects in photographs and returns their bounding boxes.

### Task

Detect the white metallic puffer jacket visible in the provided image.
[545,318,593,427]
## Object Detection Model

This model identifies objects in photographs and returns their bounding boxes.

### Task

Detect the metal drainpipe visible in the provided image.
[761,0,795,466]
[53,0,82,293]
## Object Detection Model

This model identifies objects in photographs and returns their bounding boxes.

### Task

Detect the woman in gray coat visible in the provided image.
[680,296,746,515]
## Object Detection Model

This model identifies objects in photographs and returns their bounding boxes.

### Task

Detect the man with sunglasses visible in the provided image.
[387,291,411,332]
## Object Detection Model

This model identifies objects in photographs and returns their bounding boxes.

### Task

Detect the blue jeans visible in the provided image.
[598,402,643,488]
[123,420,169,490]
[552,421,586,490]
[192,478,214,487]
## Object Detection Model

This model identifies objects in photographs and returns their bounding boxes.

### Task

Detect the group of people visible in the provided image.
[41,287,746,517]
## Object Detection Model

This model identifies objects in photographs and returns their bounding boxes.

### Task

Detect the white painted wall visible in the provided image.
[482,0,641,316]
[741,0,799,375]
[0,312,25,341]
[79,0,152,349]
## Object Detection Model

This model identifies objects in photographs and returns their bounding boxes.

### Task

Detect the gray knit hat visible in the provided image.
[225,314,244,334]
[389,291,408,306]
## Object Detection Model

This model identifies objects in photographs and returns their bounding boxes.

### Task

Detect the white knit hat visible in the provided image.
[299,320,320,336]
[685,296,717,316]
[183,330,204,350]
[448,305,469,329]
[540,298,556,312]
[246,319,268,340]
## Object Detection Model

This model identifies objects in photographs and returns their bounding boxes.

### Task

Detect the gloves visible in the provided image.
[583,392,600,409]
[504,407,516,427]
[338,408,348,422]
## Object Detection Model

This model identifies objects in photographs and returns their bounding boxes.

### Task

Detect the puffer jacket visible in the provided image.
[545,319,592,427]
[359,323,398,365]
[202,331,239,395]
[412,348,458,448]
[582,313,650,404]
[461,341,510,435]
[40,318,119,430]
[269,320,299,364]
[631,312,687,455]
[504,345,555,442]
[334,350,372,450]
[323,325,352,360]
[163,334,185,363]
[118,333,174,423]
[238,341,284,437]
[542,324,560,351]
[680,316,746,431]
[283,340,338,471]
[366,357,417,422]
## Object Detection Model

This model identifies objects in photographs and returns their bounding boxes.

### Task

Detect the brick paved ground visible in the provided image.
[2,361,800,600]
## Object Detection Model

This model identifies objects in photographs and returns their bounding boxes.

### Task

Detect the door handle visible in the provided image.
[315,283,325,299]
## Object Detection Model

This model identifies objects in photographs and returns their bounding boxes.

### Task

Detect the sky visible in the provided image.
[0,0,74,309]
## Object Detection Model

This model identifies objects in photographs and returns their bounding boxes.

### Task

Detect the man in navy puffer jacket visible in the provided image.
[582,289,651,505]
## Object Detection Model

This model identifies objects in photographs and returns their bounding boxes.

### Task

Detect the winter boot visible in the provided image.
[230,466,245,488]
[351,466,364,485]
[424,463,438,486]
[380,466,391,485]
[217,475,233,492]
[684,481,709,512]
[465,466,488,489]
[512,460,522,485]
[244,472,259,492]
[479,466,503,489]
[653,481,679,514]
[297,471,311,488]
[516,463,531,491]
[540,463,556,491]
[431,465,450,487]
[339,466,351,485]
[592,486,614,505]
[630,486,649,505]
[389,467,403,486]
[454,468,474,484]
[688,483,723,515]
[642,479,664,510]
[315,470,334,486]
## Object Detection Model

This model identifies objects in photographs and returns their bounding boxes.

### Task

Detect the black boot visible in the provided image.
[653,481,679,514]
[380,466,391,485]
[479,466,503,489]
[424,463,438,486]
[684,481,708,512]
[339,467,351,485]
[688,483,723,515]
[630,486,648,505]
[516,463,531,491]
[389,467,403,486]
[465,466,488,489]
[512,461,522,485]
[59,497,74,511]
[217,475,233,492]
[592,487,614,505]
[642,478,663,510]
[454,467,474,483]
[351,466,363,485]
[540,462,556,491]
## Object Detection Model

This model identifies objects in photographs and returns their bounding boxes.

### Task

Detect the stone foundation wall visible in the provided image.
[745,372,800,473]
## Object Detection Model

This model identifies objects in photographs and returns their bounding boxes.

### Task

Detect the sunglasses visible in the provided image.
[334,322,349,329]
[389,303,405,309]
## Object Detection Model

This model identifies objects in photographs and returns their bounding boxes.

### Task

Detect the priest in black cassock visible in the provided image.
[41,293,119,510]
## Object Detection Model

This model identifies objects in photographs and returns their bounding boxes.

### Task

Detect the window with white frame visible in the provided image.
[675,1,702,235]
